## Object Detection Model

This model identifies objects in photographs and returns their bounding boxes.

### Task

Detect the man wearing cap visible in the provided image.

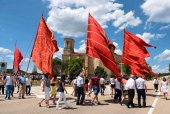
[135,75,147,108]
[125,75,135,108]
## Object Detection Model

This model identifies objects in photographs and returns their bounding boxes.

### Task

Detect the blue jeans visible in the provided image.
[92,86,99,96]
[26,85,31,95]
[6,85,12,98]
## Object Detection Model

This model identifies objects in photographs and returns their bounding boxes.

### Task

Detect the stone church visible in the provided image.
[62,38,123,77]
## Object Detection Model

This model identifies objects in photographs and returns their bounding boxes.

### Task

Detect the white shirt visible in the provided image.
[100,78,105,84]
[5,76,13,85]
[73,79,77,84]
[126,78,135,90]
[115,78,121,90]
[136,77,145,89]
[153,79,159,84]
[110,78,115,85]
[26,78,31,86]
[76,76,84,87]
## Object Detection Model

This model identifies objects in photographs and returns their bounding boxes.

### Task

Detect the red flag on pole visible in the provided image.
[31,16,59,78]
[86,14,121,80]
[13,48,23,72]
[122,29,156,77]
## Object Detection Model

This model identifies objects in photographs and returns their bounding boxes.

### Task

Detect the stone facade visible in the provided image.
[62,38,123,77]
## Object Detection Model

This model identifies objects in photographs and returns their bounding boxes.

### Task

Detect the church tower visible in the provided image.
[62,38,75,60]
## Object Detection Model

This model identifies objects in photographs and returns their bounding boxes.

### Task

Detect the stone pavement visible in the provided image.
[0,80,170,114]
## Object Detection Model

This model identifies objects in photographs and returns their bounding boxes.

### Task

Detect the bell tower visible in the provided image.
[63,38,74,55]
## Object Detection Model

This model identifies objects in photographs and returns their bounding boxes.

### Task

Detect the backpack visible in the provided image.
[19,76,25,85]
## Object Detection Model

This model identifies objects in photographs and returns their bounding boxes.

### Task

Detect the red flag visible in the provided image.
[31,16,59,78]
[13,48,23,72]
[122,29,156,77]
[86,14,121,80]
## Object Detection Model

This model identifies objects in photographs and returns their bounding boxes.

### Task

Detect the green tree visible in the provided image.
[53,57,62,75]
[68,58,83,79]
[123,64,131,76]
[94,66,108,79]
[169,63,170,73]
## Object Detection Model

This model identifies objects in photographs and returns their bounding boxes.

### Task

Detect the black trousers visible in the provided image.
[154,84,158,91]
[127,89,135,107]
[100,84,105,95]
[76,87,85,105]
[0,85,4,94]
[137,89,146,107]
[114,89,122,102]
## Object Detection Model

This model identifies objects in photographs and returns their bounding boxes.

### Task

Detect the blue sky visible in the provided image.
[0,0,170,73]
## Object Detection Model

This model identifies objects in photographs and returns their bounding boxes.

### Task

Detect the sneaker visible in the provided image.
[56,107,62,110]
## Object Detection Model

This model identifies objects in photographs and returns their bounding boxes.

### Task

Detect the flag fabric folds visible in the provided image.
[13,48,23,72]
[86,14,122,80]
[122,29,156,77]
[31,16,59,78]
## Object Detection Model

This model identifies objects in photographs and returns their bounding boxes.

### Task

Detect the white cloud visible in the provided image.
[141,0,170,23]
[6,55,14,60]
[152,65,169,73]
[53,47,63,59]
[115,49,122,55]
[75,40,86,53]
[136,33,166,43]
[159,24,170,30]
[112,41,122,55]
[154,49,170,61]
[0,47,12,54]
[22,58,29,62]
[112,41,119,48]
[46,0,141,37]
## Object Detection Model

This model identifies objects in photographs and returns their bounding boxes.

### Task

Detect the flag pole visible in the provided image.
[13,40,17,73]
[119,63,124,75]
[26,15,43,73]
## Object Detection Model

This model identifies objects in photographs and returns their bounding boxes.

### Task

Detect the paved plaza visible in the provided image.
[0,80,170,114]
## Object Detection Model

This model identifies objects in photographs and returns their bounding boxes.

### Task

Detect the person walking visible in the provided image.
[90,73,101,105]
[153,77,159,92]
[120,75,128,105]
[4,73,14,100]
[71,76,77,97]
[38,73,51,108]
[50,75,58,104]
[125,75,135,108]
[10,73,15,97]
[135,75,147,108]
[160,77,168,100]
[110,76,115,97]
[18,73,26,99]
[25,74,32,96]
[56,75,69,110]
[76,72,85,105]
[114,78,122,103]
[100,76,105,95]
[0,74,5,95]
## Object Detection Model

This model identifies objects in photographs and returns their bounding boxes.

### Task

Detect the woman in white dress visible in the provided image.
[160,77,168,100]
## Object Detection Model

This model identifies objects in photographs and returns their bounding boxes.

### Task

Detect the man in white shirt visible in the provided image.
[100,77,105,95]
[125,75,136,108]
[136,75,147,108]
[5,73,14,99]
[114,78,122,103]
[76,72,85,105]
[26,74,32,96]
[153,77,159,92]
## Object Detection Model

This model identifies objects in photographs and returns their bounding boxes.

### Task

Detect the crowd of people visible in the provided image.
[0,71,169,110]
[0,72,32,99]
